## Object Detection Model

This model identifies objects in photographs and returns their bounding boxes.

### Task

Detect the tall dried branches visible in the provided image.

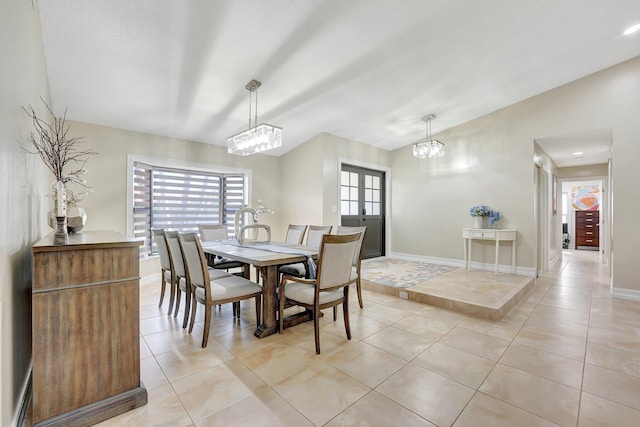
[23,98,97,203]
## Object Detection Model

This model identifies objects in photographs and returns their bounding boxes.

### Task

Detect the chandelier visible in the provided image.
[227,79,282,156]
[413,114,445,158]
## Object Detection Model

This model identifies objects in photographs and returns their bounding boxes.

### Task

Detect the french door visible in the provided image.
[340,164,385,259]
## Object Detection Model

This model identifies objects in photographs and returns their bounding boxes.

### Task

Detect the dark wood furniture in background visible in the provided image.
[575,210,599,250]
[32,231,147,426]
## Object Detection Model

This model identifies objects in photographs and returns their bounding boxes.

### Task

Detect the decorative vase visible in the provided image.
[473,215,485,229]
[48,206,87,233]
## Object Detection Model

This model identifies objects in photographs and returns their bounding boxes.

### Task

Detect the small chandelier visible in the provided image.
[413,114,445,158]
[227,79,282,156]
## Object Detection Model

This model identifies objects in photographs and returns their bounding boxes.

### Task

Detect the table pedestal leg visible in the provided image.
[254,265,278,338]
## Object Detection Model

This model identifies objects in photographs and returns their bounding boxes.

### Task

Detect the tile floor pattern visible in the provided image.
[95,250,640,427]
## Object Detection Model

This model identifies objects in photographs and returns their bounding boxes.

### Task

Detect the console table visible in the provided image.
[32,231,147,426]
[462,228,516,274]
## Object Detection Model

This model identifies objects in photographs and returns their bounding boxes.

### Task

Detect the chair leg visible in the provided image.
[357,277,364,309]
[159,273,166,308]
[202,303,211,348]
[188,293,198,333]
[167,280,176,315]
[313,308,321,354]
[182,289,191,329]
[343,287,352,340]
[174,288,182,318]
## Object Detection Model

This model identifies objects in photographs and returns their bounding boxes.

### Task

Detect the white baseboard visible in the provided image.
[12,366,31,427]
[387,252,535,277]
[611,286,640,302]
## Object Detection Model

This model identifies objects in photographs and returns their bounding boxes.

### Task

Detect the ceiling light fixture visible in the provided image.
[413,114,445,159]
[227,79,282,156]
[623,23,640,35]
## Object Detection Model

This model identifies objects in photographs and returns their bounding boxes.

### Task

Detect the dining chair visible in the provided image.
[285,224,307,244]
[256,223,308,285]
[278,225,332,278]
[179,232,263,348]
[198,224,247,273]
[165,230,231,328]
[278,233,360,354]
[336,225,367,308]
[151,228,175,315]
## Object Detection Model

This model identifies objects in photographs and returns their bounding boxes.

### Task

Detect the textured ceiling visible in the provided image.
[38,0,640,164]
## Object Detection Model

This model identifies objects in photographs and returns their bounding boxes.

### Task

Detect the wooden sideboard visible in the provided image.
[575,210,599,250]
[32,231,147,426]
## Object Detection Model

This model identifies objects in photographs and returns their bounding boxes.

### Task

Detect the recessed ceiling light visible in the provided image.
[624,23,640,35]
[573,151,583,156]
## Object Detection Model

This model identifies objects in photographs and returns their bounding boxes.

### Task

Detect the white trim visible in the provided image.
[337,157,392,257]
[611,287,640,302]
[388,251,536,277]
[11,363,32,427]
[125,154,252,240]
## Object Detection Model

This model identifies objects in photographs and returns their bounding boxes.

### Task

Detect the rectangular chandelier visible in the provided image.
[413,139,445,158]
[227,123,282,156]
[227,79,282,156]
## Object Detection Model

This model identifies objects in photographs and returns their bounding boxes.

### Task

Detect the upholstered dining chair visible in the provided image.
[198,224,247,273]
[151,228,175,315]
[179,232,262,348]
[279,225,332,278]
[278,233,360,354]
[256,223,308,285]
[165,230,231,328]
[336,225,367,308]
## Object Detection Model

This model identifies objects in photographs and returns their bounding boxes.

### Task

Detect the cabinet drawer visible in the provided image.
[577,236,599,246]
[577,230,597,237]
[468,230,496,239]
[577,222,598,231]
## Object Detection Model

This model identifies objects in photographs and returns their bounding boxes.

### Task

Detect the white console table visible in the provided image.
[462,228,516,274]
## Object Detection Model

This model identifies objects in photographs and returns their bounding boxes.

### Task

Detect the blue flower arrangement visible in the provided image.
[469,204,490,217]
[469,204,500,226]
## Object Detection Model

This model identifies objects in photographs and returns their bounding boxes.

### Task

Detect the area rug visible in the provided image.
[361,258,456,288]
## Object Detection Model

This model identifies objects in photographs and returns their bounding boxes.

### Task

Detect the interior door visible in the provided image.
[340,164,385,259]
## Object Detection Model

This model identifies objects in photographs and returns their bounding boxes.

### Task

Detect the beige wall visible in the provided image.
[0,2,51,425]
[66,121,284,276]
[389,56,640,293]
[279,132,391,232]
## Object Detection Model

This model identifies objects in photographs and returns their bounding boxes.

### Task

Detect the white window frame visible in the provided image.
[126,155,251,259]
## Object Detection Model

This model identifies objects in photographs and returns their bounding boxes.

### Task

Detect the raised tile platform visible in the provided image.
[362,268,535,321]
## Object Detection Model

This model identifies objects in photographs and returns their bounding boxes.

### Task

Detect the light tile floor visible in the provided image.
[95,250,640,426]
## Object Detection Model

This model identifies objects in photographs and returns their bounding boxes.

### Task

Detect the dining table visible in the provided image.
[201,240,317,338]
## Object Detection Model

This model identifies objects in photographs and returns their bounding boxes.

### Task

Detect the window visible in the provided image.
[133,161,246,256]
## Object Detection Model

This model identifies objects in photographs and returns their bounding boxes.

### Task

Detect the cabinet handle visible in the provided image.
[586,239,593,243]
[586,225,592,228]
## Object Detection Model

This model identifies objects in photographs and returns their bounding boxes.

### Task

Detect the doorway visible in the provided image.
[340,164,385,259]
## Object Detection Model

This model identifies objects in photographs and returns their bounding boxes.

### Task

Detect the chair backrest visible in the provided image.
[305,225,333,251]
[316,233,360,291]
[198,224,228,242]
[164,230,187,278]
[336,226,367,267]
[178,232,209,293]
[285,224,307,245]
[151,228,172,271]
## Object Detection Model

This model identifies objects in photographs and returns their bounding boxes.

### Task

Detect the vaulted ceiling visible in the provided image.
[38,1,640,164]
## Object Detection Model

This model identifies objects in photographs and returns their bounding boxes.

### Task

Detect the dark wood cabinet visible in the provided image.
[32,231,147,426]
[575,210,599,250]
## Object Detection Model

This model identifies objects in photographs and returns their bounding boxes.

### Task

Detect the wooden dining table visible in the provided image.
[201,240,317,338]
